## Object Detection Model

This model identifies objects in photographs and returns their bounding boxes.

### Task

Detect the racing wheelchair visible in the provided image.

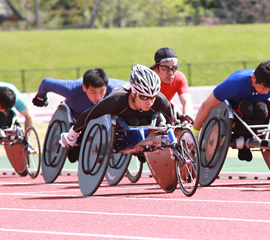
[78,113,200,197]
[42,102,131,185]
[0,110,41,178]
[199,100,270,187]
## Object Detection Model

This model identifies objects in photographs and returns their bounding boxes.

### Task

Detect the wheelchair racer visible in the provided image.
[32,68,126,117]
[33,68,126,163]
[59,64,174,149]
[0,82,34,131]
[192,60,270,164]
[150,47,193,117]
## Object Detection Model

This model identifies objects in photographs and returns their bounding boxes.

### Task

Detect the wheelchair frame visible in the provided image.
[0,114,41,178]
[78,114,200,197]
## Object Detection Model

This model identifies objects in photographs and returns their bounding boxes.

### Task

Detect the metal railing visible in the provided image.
[0,60,262,92]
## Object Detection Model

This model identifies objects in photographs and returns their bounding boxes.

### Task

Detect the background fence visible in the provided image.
[0,60,261,92]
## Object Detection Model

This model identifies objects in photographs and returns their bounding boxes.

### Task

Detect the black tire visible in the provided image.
[106,153,132,186]
[126,156,143,183]
[24,126,41,179]
[43,120,67,166]
[175,127,200,197]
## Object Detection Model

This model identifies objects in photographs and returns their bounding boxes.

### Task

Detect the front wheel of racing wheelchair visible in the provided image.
[24,126,41,178]
[175,127,200,197]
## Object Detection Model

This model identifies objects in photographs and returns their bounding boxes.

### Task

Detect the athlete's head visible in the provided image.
[129,64,160,111]
[252,60,270,94]
[0,87,15,112]
[82,68,109,104]
[151,47,179,85]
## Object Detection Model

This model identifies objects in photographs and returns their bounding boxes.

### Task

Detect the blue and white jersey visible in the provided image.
[214,69,270,103]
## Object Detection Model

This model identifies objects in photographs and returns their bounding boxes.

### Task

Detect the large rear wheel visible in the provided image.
[78,115,114,196]
[199,101,233,187]
[42,104,70,183]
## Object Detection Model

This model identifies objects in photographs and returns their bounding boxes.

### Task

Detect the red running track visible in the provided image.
[0,174,269,240]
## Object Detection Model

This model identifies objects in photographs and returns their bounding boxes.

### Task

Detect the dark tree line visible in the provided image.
[2,0,270,30]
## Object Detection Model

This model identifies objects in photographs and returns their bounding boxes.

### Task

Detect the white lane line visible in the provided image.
[202,186,270,191]
[0,228,182,240]
[0,181,78,186]
[90,196,270,205]
[0,207,269,223]
[0,190,270,204]
[1,191,270,205]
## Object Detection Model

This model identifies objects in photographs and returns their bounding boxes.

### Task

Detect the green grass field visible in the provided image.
[1,24,270,91]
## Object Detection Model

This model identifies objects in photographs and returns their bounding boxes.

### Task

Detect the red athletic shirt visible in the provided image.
[160,71,190,102]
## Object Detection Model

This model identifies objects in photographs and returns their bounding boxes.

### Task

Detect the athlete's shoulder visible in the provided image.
[228,69,255,78]
[156,91,170,104]
[0,81,18,90]
[0,82,22,97]
[173,71,188,83]
[108,78,127,87]
[175,70,186,78]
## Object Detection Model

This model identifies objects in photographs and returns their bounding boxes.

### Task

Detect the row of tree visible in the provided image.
[3,0,270,30]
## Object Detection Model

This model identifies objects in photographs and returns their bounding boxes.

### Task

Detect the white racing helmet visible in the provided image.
[129,64,161,97]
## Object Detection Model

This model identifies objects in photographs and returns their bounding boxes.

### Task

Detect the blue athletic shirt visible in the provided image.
[36,77,127,114]
[214,69,270,103]
[0,82,27,112]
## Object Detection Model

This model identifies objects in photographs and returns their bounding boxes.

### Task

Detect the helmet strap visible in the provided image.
[130,93,143,112]
[132,93,137,102]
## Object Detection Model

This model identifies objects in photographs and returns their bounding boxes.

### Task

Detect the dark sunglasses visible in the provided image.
[159,64,179,72]
[138,95,156,101]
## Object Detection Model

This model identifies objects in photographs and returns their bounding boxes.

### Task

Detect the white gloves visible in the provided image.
[59,126,80,148]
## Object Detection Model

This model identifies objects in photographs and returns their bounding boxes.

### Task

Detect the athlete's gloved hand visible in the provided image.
[32,95,48,107]
[59,126,80,149]
[59,132,76,149]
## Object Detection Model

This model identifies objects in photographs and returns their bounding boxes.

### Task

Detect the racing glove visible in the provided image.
[32,95,48,107]
[59,126,80,149]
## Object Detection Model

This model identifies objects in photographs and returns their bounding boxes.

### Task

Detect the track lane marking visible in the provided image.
[0,228,183,240]
[0,207,270,223]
